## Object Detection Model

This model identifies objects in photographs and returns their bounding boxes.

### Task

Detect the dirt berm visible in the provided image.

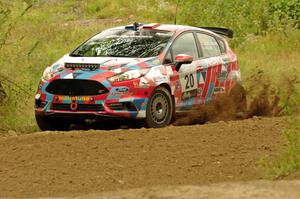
[0,117,293,198]
[67,181,300,199]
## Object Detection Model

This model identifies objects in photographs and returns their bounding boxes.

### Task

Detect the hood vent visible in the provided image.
[65,63,100,70]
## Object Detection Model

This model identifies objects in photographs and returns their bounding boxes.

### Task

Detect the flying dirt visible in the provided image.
[0,116,288,198]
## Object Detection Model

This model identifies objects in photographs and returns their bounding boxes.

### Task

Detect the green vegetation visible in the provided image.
[259,117,300,179]
[239,30,300,116]
[179,0,300,45]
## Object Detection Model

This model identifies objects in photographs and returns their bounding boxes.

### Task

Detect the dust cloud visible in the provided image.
[174,68,299,126]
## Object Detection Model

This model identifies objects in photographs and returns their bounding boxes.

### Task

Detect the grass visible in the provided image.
[0,0,176,132]
[23,0,175,24]
[237,30,300,115]
[259,117,300,179]
[0,22,109,132]
[239,31,300,178]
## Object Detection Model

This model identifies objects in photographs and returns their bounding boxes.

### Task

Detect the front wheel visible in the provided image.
[35,114,71,131]
[144,87,174,128]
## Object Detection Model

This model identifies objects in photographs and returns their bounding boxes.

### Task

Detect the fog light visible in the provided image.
[35,93,41,100]
[35,99,41,108]
[108,102,137,111]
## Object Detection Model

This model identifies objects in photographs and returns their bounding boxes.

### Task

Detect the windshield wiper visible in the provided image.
[69,53,133,58]
[69,53,83,57]
[94,54,133,58]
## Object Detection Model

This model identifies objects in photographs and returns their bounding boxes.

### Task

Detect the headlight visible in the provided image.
[42,67,52,81]
[42,63,64,81]
[108,69,149,83]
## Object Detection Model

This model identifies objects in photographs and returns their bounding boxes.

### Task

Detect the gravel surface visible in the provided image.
[0,117,286,198]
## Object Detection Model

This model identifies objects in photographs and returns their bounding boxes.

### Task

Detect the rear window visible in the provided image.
[70,28,173,58]
[197,33,221,57]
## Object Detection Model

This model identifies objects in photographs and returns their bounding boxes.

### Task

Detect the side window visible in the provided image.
[217,38,226,53]
[164,50,172,64]
[171,33,198,60]
[197,33,221,57]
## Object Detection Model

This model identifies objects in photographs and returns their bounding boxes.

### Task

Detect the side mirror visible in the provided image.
[174,54,193,71]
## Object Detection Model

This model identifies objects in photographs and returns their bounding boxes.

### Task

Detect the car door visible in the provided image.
[167,32,203,109]
[195,32,225,103]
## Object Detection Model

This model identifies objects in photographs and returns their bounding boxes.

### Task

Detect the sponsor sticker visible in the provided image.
[197,87,203,95]
[182,89,197,100]
[153,76,167,83]
[108,87,133,99]
[110,91,133,97]
[115,87,129,92]
[213,87,225,94]
[58,96,91,101]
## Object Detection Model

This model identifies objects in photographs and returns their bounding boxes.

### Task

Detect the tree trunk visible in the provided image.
[0,81,6,104]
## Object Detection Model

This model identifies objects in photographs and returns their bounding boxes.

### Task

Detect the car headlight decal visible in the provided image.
[42,67,53,81]
[42,63,64,81]
[108,69,149,83]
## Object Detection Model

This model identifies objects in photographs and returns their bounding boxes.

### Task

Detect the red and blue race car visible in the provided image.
[35,23,245,130]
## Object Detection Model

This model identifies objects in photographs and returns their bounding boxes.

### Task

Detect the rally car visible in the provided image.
[35,23,245,130]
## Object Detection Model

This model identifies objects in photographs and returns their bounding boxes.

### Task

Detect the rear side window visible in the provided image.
[217,38,226,53]
[197,33,221,57]
[171,33,198,59]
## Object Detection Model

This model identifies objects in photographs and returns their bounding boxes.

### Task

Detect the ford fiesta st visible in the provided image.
[35,23,245,130]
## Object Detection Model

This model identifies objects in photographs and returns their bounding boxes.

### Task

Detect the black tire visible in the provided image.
[35,114,71,131]
[144,87,174,128]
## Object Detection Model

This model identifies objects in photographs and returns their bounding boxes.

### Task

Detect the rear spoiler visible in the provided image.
[198,27,233,38]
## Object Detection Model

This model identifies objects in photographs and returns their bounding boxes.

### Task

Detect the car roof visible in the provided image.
[155,24,203,32]
[107,23,233,41]
[111,23,217,35]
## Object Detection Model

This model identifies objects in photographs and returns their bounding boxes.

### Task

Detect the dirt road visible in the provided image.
[0,117,286,198]
[74,181,300,199]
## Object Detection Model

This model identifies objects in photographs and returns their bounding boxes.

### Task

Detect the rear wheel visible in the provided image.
[35,114,71,131]
[144,87,174,128]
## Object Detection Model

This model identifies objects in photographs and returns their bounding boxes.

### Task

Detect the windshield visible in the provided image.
[70,28,173,58]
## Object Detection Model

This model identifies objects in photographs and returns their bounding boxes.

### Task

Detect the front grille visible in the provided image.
[46,79,108,96]
[35,100,47,108]
[40,102,47,108]
[51,103,104,112]
[65,63,100,70]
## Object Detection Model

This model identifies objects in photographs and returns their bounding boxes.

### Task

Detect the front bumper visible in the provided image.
[35,79,152,119]
[35,98,147,119]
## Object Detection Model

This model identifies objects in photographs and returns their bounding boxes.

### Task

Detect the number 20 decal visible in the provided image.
[180,72,197,92]
[185,74,194,89]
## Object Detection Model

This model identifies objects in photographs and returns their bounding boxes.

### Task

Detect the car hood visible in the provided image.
[50,55,161,81]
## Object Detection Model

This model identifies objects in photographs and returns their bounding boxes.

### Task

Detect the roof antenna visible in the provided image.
[174,0,180,25]
[133,22,139,31]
